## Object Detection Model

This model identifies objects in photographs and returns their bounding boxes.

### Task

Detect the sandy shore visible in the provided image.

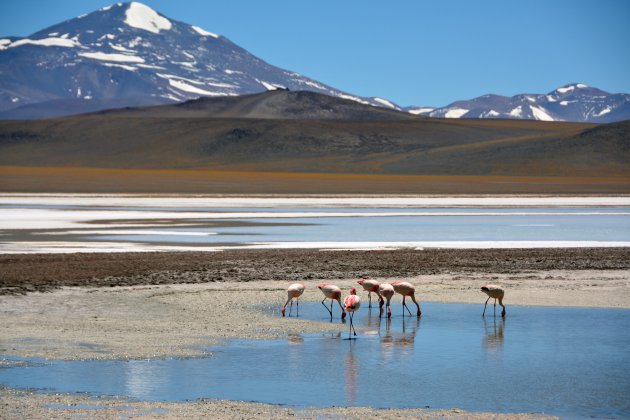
[1,249,629,418]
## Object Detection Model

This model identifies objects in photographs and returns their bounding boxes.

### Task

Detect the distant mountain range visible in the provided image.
[0,2,398,119]
[405,83,630,123]
[0,2,628,123]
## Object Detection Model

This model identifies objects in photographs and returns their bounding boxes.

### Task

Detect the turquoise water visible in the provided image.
[2,303,629,418]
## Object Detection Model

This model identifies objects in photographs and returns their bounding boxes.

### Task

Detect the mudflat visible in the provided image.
[2,248,629,295]
[1,248,628,419]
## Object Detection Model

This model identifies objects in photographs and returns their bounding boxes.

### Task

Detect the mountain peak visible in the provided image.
[123,2,172,34]
[554,83,590,94]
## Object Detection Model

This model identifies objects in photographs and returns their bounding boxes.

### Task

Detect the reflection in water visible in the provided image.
[125,360,167,400]
[380,316,421,361]
[365,307,379,328]
[3,303,629,418]
[287,334,304,381]
[344,341,358,405]
[483,317,505,355]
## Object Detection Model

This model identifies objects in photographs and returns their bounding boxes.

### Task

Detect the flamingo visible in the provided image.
[391,281,421,317]
[281,283,305,317]
[344,288,361,338]
[318,283,346,320]
[481,284,506,317]
[356,278,383,308]
[378,282,395,318]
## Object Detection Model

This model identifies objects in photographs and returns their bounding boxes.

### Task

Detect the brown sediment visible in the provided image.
[1,248,629,295]
[1,166,628,194]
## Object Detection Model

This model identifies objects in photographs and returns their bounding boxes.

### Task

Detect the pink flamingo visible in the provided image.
[318,283,346,320]
[481,284,506,317]
[391,281,421,317]
[378,282,395,318]
[344,288,361,338]
[356,278,383,308]
[281,283,305,317]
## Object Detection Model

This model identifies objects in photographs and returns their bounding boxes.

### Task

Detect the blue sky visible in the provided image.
[1,0,629,106]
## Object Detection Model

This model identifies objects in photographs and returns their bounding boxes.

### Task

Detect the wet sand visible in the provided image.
[1,248,628,418]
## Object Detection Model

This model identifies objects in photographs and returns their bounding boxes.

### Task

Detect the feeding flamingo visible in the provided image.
[344,288,361,338]
[356,278,383,308]
[281,283,305,317]
[481,284,506,317]
[318,283,346,320]
[378,282,395,318]
[391,281,421,317]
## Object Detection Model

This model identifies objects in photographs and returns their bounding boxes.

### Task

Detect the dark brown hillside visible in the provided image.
[98,90,416,121]
[0,91,627,193]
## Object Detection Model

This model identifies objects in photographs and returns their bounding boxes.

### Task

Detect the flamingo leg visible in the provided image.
[331,300,334,319]
[321,298,332,317]
[499,297,506,317]
[410,294,422,317]
[296,298,299,317]
[387,302,392,318]
[494,299,497,317]
[349,312,357,337]
[281,296,291,317]
[482,296,490,317]
[288,299,293,316]
[337,298,347,320]
[402,296,412,317]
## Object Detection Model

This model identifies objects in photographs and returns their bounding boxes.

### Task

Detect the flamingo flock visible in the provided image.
[281,279,507,338]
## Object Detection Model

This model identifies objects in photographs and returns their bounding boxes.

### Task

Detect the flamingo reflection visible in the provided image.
[343,341,358,405]
[380,316,421,360]
[483,316,505,352]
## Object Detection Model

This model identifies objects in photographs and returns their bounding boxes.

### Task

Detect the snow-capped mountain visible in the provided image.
[0,2,400,119]
[405,83,630,123]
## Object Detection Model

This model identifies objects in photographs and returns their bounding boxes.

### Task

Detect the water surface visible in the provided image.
[1,204,629,252]
[2,303,629,418]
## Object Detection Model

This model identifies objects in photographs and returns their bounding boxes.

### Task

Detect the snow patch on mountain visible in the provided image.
[257,80,285,91]
[484,110,500,118]
[337,94,370,105]
[109,43,136,53]
[101,62,138,71]
[445,108,468,118]
[124,2,172,34]
[192,26,219,38]
[79,51,145,63]
[8,37,78,48]
[530,105,555,121]
[556,83,588,94]
[168,79,229,96]
[407,107,433,115]
[594,107,611,117]
[509,106,523,117]
[374,97,396,109]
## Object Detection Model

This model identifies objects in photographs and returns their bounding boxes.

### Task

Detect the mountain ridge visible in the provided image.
[406,83,630,123]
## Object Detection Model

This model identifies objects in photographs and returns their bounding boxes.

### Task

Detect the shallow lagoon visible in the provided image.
[2,303,629,418]
[1,202,630,252]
